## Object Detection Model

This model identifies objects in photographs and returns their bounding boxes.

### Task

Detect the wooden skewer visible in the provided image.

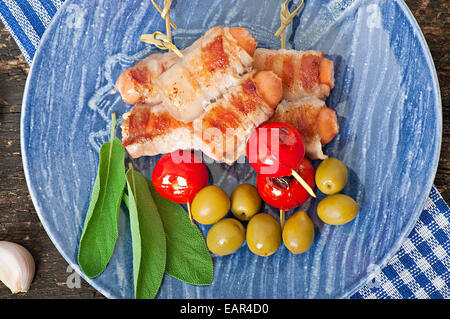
[291,168,316,198]
[274,0,305,49]
[140,32,184,57]
[151,0,177,30]
[187,202,194,225]
[149,0,178,53]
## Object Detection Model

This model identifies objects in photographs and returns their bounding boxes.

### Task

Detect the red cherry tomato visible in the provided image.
[256,175,299,211]
[256,158,315,211]
[290,158,315,206]
[152,150,209,204]
[247,122,305,178]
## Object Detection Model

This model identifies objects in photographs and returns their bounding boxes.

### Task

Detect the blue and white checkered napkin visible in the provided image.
[1,0,449,299]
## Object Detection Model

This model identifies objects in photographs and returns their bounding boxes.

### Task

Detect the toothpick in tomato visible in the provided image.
[290,158,316,206]
[247,122,316,198]
[256,175,298,228]
[256,158,315,227]
[152,150,209,224]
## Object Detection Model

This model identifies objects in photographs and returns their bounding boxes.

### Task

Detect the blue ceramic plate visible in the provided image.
[21,0,441,298]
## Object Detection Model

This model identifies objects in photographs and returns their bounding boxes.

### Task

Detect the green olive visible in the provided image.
[317,194,359,225]
[207,218,245,256]
[191,185,230,225]
[315,158,348,195]
[282,211,315,254]
[230,184,262,221]
[246,213,281,257]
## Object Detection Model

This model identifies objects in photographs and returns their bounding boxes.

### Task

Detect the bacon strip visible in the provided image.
[115,52,179,105]
[253,48,335,101]
[156,26,257,122]
[115,26,257,113]
[193,71,282,164]
[121,104,195,158]
[121,71,282,164]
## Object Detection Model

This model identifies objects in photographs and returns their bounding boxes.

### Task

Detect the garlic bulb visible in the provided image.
[0,241,35,293]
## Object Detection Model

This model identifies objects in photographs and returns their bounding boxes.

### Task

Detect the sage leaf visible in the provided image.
[78,113,126,278]
[147,179,214,285]
[126,166,166,299]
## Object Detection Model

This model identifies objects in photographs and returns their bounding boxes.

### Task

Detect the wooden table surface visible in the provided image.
[0,0,448,299]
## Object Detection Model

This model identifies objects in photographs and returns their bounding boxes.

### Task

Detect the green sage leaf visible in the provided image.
[126,166,166,299]
[147,179,214,285]
[78,113,126,278]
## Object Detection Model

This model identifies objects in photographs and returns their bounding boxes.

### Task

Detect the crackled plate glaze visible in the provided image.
[21,0,441,298]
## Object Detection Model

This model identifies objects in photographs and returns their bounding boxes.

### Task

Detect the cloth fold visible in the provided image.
[1,0,448,299]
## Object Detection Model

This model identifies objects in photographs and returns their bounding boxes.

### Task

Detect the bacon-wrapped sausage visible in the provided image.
[269,96,339,160]
[121,70,282,164]
[253,48,335,101]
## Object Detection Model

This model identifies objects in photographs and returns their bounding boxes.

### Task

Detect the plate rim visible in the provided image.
[340,0,443,298]
[19,0,118,299]
[20,0,443,299]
